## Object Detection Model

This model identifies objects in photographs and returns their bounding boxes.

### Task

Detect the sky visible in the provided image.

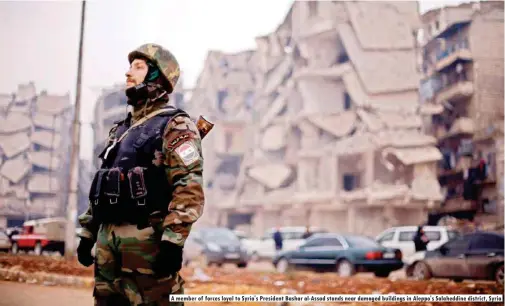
[0,0,471,161]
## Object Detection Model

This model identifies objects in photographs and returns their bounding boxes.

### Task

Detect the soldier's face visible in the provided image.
[125,58,148,88]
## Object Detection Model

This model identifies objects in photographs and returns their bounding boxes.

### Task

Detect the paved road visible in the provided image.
[0,281,93,306]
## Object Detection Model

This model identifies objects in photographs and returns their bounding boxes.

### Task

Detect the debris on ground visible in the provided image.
[0,254,502,306]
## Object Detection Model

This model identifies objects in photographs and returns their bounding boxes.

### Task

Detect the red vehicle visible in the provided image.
[11,217,66,256]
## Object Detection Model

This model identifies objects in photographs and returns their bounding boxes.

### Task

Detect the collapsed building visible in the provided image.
[189,1,450,237]
[0,82,72,227]
[419,2,504,229]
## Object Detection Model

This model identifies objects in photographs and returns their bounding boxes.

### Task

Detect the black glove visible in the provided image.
[153,241,183,277]
[77,238,95,267]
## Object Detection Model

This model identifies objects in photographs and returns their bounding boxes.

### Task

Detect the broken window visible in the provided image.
[343,92,352,110]
[217,90,228,113]
[225,132,233,152]
[244,91,254,109]
[337,52,349,64]
[343,173,360,191]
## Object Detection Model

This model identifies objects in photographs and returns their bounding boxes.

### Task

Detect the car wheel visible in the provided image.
[276,258,291,273]
[237,262,247,268]
[494,264,504,285]
[34,242,43,256]
[374,270,391,278]
[336,259,355,278]
[412,261,432,281]
[11,242,18,254]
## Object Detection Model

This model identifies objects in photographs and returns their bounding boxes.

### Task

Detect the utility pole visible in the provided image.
[64,0,86,259]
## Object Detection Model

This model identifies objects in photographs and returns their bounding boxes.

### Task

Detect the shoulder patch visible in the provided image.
[174,141,200,166]
[167,133,194,151]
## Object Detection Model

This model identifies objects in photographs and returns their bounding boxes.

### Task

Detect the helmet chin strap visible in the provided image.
[125,60,163,106]
[125,83,149,106]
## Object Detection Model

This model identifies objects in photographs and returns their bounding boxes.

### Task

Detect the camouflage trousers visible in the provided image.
[93,223,184,306]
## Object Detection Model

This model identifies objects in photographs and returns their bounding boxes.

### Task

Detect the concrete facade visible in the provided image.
[190,1,446,237]
[419,1,504,230]
[0,82,72,227]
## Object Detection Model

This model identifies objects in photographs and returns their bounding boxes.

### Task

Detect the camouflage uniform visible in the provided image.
[78,44,204,306]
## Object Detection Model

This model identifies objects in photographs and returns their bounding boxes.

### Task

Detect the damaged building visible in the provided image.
[0,82,72,227]
[190,1,448,237]
[419,2,504,229]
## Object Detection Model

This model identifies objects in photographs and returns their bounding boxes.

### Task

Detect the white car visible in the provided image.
[242,226,326,261]
[375,225,459,262]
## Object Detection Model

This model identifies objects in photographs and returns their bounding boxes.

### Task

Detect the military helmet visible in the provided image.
[128,43,180,93]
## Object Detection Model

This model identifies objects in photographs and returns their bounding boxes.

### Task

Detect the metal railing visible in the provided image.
[436,39,470,61]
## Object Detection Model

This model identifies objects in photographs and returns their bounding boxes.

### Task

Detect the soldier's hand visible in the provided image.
[77,238,95,267]
[154,241,183,276]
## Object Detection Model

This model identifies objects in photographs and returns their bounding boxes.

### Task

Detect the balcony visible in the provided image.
[435,40,472,73]
[435,117,475,141]
[435,81,474,104]
[439,196,478,213]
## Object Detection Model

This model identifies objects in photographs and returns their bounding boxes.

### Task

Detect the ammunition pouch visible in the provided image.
[90,166,169,226]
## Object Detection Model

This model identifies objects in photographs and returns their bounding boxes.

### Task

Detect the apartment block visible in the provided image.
[190,1,446,237]
[0,82,72,227]
[419,1,504,229]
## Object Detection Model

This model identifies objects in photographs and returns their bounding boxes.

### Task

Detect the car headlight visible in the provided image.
[207,242,221,252]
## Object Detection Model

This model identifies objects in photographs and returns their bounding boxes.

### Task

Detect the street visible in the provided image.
[0,281,92,306]
[0,254,503,306]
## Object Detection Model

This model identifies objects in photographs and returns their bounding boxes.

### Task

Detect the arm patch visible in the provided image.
[174,141,200,166]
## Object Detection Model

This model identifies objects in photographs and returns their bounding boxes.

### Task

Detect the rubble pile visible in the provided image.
[0,254,92,277]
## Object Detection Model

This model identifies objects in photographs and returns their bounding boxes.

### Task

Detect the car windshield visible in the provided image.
[345,235,380,248]
[202,228,239,242]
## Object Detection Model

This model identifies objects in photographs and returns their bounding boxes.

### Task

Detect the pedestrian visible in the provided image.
[273,227,283,252]
[413,225,429,252]
[76,43,206,306]
[302,226,311,239]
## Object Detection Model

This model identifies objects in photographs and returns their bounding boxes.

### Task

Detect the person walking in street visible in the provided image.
[302,225,312,239]
[413,225,430,252]
[76,43,206,306]
[273,227,283,253]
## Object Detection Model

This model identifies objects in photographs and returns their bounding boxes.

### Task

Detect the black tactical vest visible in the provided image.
[89,106,189,225]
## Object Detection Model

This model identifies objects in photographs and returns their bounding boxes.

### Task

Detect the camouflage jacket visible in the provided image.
[78,101,204,247]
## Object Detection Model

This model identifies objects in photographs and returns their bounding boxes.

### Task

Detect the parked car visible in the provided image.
[375,226,459,261]
[233,230,249,241]
[182,227,248,268]
[273,233,403,278]
[242,226,327,261]
[405,231,504,285]
[0,229,12,252]
[11,217,66,255]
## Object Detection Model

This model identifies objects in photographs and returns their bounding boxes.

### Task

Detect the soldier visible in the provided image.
[77,43,206,306]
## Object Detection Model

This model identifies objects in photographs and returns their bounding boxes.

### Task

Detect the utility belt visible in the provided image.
[89,166,167,226]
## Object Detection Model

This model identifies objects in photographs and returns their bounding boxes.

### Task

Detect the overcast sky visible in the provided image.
[0,0,471,161]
